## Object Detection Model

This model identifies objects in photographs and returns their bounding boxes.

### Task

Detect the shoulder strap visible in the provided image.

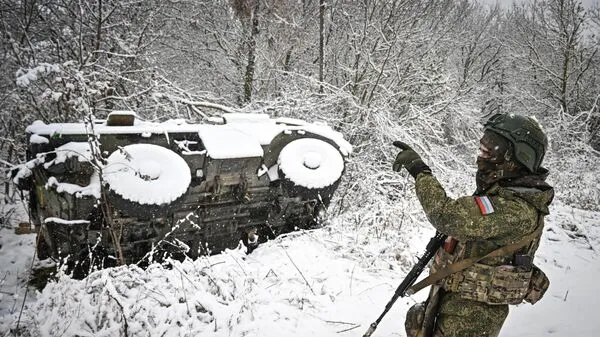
[406,225,544,296]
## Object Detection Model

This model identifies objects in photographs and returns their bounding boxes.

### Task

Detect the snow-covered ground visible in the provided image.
[0,199,598,337]
[1,110,598,336]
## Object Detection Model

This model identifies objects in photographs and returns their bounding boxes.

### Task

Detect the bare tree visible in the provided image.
[503,0,598,115]
[231,0,261,103]
[319,0,325,93]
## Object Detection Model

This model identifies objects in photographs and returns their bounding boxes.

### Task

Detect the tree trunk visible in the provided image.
[243,0,260,103]
[319,0,325,93]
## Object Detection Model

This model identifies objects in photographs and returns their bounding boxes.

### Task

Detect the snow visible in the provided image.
[108,110,136,117]
[2,113,599,337]
[174,140,205,155]
[43,141,93,168]
[223,113,271,123]
[501,206,600,337]
[267,164,280,181]
[2,202,598,337]
[46,175,100,199]
[275,117,309,126]
[197,125,265,159]
[278,138,345,189]
[13,113,353,209]
[229,122,289,146]
[29,134,48,144]
[10,142,100,198]
[10,159,39,184]
[44,217,90,225]
[103,144,191,205]
[25,113,352,159]
[15,63,60,87]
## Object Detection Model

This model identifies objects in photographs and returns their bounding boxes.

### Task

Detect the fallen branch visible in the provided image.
[336,324,361,333]
[107,291,129,337]
[153,93,239,115]
[280,244,315,295]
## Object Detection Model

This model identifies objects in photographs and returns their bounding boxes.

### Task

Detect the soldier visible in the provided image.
[393,113,554,337]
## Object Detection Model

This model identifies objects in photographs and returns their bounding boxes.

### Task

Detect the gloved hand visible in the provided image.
[392,141,431,178]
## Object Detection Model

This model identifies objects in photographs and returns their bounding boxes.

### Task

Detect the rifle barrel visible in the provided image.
[362,232,447,337]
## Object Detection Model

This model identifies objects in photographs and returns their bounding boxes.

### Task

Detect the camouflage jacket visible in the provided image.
[415,172,554,265]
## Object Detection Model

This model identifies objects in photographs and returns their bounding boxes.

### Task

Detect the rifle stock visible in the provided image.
[362,232,447,337]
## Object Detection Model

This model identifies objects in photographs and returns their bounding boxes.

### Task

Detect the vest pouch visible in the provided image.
[431,248,456,274]
[445,263,533,305]
[524,264,549,304]
[405,302,426,337]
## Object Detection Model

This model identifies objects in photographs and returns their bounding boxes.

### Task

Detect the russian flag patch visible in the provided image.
[475,196,495,215]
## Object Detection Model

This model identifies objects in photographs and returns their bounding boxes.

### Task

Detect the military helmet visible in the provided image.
[483,113,548,172]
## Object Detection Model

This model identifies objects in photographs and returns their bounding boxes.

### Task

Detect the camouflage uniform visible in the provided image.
[410,172,554,337]
[395,114,554,337]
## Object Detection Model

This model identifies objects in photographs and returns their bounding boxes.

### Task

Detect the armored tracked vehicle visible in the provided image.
[12,112,351,272]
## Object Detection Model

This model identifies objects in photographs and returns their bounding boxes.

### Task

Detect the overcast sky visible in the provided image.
[485,0,598,8]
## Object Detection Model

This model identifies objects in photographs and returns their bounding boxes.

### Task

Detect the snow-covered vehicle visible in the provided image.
[12,112,351,273]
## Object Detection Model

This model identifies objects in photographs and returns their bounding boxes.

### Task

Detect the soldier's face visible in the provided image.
[476,131,510,191]
[478,130,509,164]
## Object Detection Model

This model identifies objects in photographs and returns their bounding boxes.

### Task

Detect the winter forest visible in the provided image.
[1,0,600,336]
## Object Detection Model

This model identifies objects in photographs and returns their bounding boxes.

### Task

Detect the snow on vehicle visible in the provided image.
[12,111,352,274]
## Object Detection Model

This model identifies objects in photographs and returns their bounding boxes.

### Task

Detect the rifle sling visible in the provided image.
[407,225,543,296]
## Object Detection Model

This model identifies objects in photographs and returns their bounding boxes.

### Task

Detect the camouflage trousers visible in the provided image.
[405,291,509,337]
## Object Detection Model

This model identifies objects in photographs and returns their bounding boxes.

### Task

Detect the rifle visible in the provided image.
[362,231,447,337]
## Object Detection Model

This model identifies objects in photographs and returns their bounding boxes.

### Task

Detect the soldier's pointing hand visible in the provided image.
[392,141,431,178]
